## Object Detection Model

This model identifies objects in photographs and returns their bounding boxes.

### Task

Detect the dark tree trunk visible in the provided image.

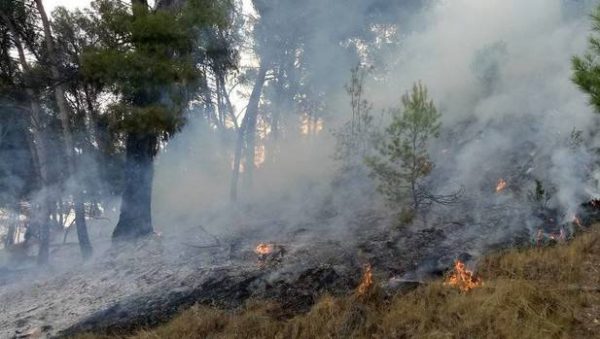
[5,218,15,248]
[242,62,268,190]
[230,61,268,202]
[36,213,50,265]
[75,199,92,258]
[2,12,52,265]
[218,72,238,130]
[112,132,157,241]
[230,114,248,202]
[34,0,93,259]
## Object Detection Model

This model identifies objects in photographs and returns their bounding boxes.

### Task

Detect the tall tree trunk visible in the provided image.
[5,205,16,248]
[216,72,225,128]
[3,15,52,264]
[112,132,157,241]
[218,72,239,130]
[230,114,248,202]
[242,62,268,190]
[34,0,92,258]
[111,0,156,242]
[267,68,286,164]
[229,61,268,201]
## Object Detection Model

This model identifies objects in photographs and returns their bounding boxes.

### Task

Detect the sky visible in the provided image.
[45,0,254,12]
[46,0,86,11]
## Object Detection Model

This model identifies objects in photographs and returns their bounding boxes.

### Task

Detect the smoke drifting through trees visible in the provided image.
[0,0,597,283]
[154,0,599,247]
[2,1,600,337]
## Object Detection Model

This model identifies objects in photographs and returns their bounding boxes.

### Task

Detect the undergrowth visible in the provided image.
[79,225,600,339]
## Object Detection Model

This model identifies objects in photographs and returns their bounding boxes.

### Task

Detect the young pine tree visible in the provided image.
[573,6,600,111]
[334,65,377,169]
[367,82,442,218]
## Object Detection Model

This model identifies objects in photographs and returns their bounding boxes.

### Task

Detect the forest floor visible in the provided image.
[77,224,600,339]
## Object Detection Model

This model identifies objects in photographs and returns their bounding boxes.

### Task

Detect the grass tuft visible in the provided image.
[79,225,600,339]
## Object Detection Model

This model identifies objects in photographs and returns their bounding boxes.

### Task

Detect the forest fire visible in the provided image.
[495,178,508,193]
[535,227,566,246]
[550,228,566,242]
[254,243,285,267]
[356,264,373,296]
[573,216,582,227]
[444,260,483,292]
[255,243,274,256]
[2,0,600,337]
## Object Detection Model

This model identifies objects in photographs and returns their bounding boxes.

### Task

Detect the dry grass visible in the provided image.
[79,225,600,339]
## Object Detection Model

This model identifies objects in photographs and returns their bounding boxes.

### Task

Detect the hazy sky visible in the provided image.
[45,0,84,11]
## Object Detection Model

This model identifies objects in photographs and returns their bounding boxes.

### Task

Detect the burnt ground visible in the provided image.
[0,211,458,339]
[2,202,598,339]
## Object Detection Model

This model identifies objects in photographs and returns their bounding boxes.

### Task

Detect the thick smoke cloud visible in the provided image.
[2,2,600,335]
[153,0,600,249]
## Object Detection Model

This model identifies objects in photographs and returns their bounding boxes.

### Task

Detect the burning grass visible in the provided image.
[356,264,373,297]
[495,178,508,193]
[78,225,600,339]
[443,260,483,292]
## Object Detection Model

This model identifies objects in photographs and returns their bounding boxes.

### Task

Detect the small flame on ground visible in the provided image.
[495,178,508,193]
[536,228,544,246]
[573,215,583,227]
[356,264,373,295]
[255,243,274,255]
[444,260,483,292]
[548,229,566,242]
[535,228,566,246]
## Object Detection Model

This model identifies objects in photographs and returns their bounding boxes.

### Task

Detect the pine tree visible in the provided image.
[367,82,452,219]
[573,6,600,111]
[81,0,231,241]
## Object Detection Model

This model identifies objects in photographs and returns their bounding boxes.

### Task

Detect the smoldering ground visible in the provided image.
[153,0,600,247]
[2,0,600,336]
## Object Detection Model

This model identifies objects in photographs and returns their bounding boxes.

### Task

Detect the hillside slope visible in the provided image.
[79,225,600,339]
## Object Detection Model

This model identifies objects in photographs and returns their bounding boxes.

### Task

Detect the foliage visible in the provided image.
[527,179,552,209]
[366,82,441,212]
[80,0,231,137]
[572,5,600,112]
[333,65,377,169]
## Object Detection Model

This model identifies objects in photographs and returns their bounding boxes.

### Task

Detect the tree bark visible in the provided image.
[3,14,52,264]
[110,0,158,242]
[34,0,92,258]
[242,62,268,190]
[112,132,157,241]
[218,72,239,130]
[229,61,268,201]
[5,208,16,248]
[230,113,248,202]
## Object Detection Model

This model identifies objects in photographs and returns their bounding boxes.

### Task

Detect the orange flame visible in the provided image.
[536,228,544,246]
[549,228,566,243]
[495,178,508,193]
[444,260,483,292]
[356,264,373,295]
[573,216,582,227]
[255,243,274,256]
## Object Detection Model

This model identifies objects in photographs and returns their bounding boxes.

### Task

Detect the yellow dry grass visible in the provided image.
[79,225,600,339]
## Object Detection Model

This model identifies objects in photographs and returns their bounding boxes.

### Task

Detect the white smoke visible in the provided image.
[153,0,600,245]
